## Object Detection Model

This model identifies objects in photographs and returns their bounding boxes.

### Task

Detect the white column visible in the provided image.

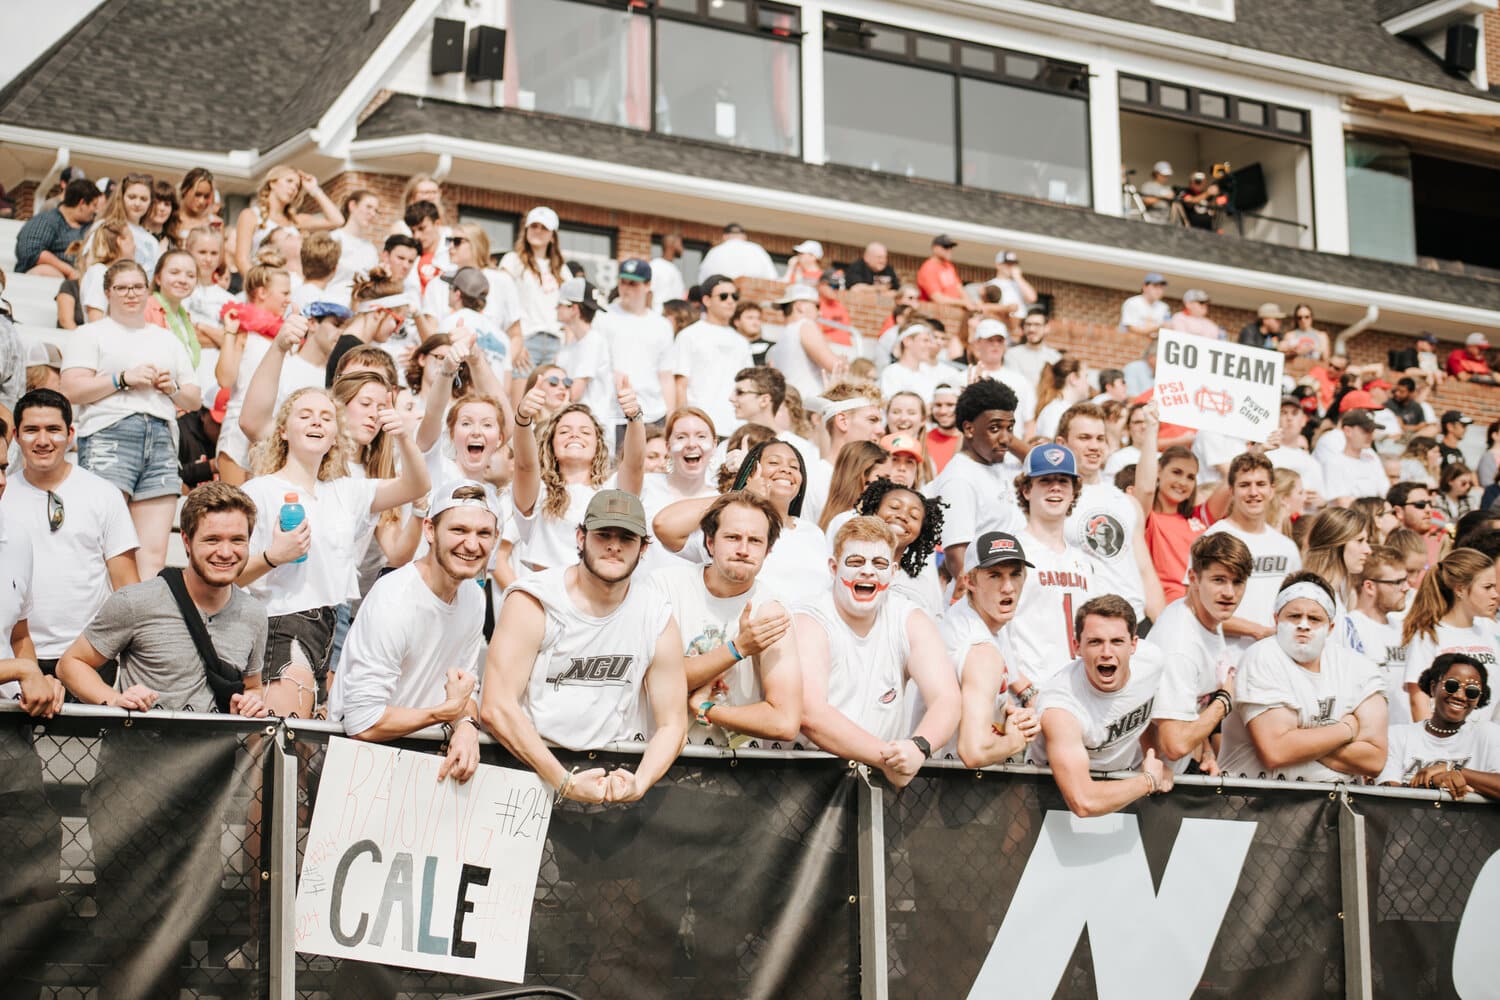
[1309,101,1350,255]
[800,1,826,165]
[1089,59,1122,216]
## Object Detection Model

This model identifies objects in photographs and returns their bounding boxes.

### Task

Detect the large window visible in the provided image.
[504,0,800,156]
[822,17,1091,202]
[1345,137,1415,265]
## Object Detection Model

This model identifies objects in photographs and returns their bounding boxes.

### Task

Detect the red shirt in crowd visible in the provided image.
[1447,347,1492,377]
[1145,505,1214,603]
[820,296,853,346]
[925,427,960,473]
[916,256,964,303]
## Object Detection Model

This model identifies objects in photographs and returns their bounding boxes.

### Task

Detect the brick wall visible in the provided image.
[1488,10,1500,86]
[320,169,1500,424]
[9,181,37,221]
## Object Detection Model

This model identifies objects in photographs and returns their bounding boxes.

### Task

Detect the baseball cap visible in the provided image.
[559,276,594,305]
[1182,288,1210,303]
[1338,390,1376,413]
[1152,160,1173,176]
[964,530,1035,571]
[1442,409,1474,426]
[776,284,818,305]
[1257,303,1287,320]
[25,341,63,369]
[1418,332,1438,344]
[1023,443,1079,478]
[1340,408,1378,432]
[1143,272,1167,286]
[793,240,824,257]
[618,258,652,283]
[450,266,490,301]
[1466,332,1490,348]
[995,250,1019,264]
[427,480,498,522]
[1363,378,1393,391]
[972,318,1008,342]
[880,433,923,460]
[1190,170,1207,181]
[932,234,958,248]
[302,301,353,322]
[584,489,648,536]
[525,206,559,232]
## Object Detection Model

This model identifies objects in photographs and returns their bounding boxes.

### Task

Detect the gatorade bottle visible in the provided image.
[278,493,308,564]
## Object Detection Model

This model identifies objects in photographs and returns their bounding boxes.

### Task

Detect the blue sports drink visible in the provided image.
[278,493,308,564]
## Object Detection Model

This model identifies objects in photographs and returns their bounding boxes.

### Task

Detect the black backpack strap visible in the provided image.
[158,567,243,713]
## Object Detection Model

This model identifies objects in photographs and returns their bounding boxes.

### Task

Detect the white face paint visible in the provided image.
[832,539,895,617]
[1275,601,1331,664]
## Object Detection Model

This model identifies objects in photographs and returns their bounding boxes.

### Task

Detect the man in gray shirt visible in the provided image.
[58,482,270,715]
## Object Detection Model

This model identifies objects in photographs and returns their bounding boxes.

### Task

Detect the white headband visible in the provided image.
[817,396,877,421]
[1274,582,1336,621]
[357,293,417,314]
[895,323,932,344]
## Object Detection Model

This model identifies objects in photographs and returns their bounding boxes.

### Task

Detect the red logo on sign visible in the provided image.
[1194,386,1234,416]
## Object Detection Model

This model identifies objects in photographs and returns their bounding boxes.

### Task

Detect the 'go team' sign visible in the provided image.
[1153,329,1285,442]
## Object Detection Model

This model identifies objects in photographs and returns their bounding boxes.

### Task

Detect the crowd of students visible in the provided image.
[3,163,1500,820]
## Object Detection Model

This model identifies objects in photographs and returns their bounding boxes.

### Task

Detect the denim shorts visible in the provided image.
[264,605,339,692]
[76,413,180,501]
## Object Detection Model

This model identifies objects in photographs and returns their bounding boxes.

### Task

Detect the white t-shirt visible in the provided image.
[1146,598,1233,771]
[926,452,1025,553]
[1119,294,1172,333]
[767,318,826,400]
[1029,644,1165,772]
[1103,445,1141,480]
[1338,611,1411,726]
[969,365,1036,427]
[509,566,674,749]
[636,474,716,576]
[441,306,510,380]
[1034,398,1069,443]
[650,563,777,746]
[0,513,34,699]
[1377,720,1500,786]
[649,258,686,307]
[513,480,614,574]
[936,596,1017,759]
[680,516,831,607]
[672,320,753,433]
[1266,446,1325,498]
[1004,342,1061,388]
[795,590,917,745]
[1217,638,1384,781]
[1008,529,1097,687]
[1201,519,1301,653]
[242,474,380,616]
[0,466,138,658]
[1402,620,1500,718]
[328,562,486,734]
[554,326,616,421]
[80,263,108,315]
[1192,429,1246,485]
[603,306,675,424]
[1066,481,1146,617]
[1317,448,1390,500]
[328,229,379,302]
[878,362,945,405]
[60,317,197,440]
[697,239,778,281]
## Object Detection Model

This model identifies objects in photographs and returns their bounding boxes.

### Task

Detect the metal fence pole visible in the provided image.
[267,724,299,1000]
[1338,789,1372,1000]
[856,769,889,1000]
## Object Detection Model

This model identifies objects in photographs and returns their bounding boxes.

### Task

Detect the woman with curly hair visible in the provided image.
[236,385,429,716]
[852,477,946,620]
[510,374,644,573]
[1401,547,1498,720]
[655,438,832,605]
[232,164,342,276]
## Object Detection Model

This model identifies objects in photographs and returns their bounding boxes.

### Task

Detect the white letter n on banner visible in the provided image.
[967,810,1256,1000]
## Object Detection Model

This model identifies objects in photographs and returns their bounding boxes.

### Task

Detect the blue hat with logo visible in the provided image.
[619,258,652,283]
[1024,443,1079,478]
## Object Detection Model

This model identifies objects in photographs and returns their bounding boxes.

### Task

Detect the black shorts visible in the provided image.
[264,605,339,688]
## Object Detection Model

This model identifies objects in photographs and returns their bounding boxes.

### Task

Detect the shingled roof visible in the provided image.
[1030,0,1494,102]
[359,95,1500,312]
[0,0,419,152]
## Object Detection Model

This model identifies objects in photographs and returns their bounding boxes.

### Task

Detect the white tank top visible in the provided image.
[796,590,914,744]
[510,566,673,750]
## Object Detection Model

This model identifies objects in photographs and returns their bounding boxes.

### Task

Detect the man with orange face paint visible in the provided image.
[794,516,959,788]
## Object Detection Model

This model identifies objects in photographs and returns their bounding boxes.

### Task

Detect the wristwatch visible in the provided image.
[910,735,933,759]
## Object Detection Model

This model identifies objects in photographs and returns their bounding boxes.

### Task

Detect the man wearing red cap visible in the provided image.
[1360,379,1404,445]
[1447,333,1497,385]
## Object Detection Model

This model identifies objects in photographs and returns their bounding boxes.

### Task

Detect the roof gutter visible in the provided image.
[349,130,1500,331]
[1381,0,1495,35]
[0,125,321,185]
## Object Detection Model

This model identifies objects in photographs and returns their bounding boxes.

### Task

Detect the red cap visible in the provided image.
[1363,378,1393,391]
[1339,390,1377,413]
[880,433,923,460]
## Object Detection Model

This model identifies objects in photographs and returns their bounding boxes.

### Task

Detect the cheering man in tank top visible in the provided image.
[794,516,959,788]
[482,490,688,804]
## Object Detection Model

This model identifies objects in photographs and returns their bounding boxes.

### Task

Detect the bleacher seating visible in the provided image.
[0,217,68,355]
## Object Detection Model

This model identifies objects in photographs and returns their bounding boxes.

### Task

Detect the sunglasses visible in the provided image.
[47,490,65,533]
[1405,500,1430,509]
[446,236,467,246]
[714,291,740,301]
[1443,678,1483,700]
[545,375,574,388]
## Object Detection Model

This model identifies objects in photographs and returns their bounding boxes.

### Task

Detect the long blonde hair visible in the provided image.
[1402,548,1495,645]
[98,172,153,229]
[1268,468,1301,538]
[538,403,608,520]
[251,387,351,481]
[255,165,302,226]
[1301,506,1371,605]
[79,221,132,274]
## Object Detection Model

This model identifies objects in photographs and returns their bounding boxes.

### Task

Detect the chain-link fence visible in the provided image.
[286,723,861,1000]
[0,707,271,1000]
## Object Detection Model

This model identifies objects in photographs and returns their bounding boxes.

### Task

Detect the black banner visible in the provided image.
[1357,790,1500,1000]
[0,712,269,1000]
[883,770,1345,999]
[289,732,861,1000]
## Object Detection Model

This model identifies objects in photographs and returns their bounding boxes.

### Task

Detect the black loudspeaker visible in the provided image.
[1445,23,1479,75]
[431,18,465,76]
[467,25,506,82]
[1229,162,1268,215]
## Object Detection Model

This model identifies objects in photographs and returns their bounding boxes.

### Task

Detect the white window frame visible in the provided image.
[1151,0,1235,22]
